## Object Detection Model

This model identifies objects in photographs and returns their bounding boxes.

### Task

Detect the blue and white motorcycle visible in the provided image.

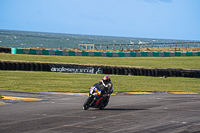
[83,85,110,110]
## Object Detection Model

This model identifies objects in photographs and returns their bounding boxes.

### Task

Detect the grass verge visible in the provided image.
[0,71,200,93]
[1,53,200,69]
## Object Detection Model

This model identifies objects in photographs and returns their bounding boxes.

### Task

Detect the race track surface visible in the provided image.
[0,89,200,133]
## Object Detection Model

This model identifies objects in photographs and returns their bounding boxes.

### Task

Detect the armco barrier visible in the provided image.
[10,48,200,57]
[0,61,200,78]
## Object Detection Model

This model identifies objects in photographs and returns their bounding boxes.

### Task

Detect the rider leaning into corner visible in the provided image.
[90,76,113,97]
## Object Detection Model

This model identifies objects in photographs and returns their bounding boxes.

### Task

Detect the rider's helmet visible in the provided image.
[102,76,110,87]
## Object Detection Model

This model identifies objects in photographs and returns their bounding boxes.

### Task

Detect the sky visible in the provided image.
[0,0,199,41]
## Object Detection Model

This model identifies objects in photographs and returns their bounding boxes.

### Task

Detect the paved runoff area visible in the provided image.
[1,89,200,133]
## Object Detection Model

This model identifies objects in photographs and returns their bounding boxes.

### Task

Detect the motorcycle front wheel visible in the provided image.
[83,96,93,110]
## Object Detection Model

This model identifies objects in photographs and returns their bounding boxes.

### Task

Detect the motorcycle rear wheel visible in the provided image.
[99,98,109,110]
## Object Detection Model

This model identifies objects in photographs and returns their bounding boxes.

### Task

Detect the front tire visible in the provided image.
[83,104,90,110]
[83,96,94,110]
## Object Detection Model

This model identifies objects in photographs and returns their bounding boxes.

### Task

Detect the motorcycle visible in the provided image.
[83,86,110,110]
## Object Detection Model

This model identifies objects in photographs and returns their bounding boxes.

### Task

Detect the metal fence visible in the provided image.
[79,42,200,51]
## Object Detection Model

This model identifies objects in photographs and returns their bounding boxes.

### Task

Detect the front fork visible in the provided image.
[88,95,96,106]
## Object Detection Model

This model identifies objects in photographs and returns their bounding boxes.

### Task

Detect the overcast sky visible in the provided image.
[0,0,199,40]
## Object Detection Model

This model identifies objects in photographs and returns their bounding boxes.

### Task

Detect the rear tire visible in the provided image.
[99,98,109,110]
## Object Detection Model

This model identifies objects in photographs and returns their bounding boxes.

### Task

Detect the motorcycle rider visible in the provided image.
[94,76,113,95]
[90,76,113,95]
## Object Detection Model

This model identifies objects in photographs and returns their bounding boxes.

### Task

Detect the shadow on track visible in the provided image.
[100,108,148,111]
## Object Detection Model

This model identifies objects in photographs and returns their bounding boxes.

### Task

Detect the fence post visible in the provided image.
[158,43,159,49]
[182,42,183,47]
[113,44,114,50]
[170,43,171,48]
[133,44,134,50]
[194,42,195,47]
[164,43,165,48]
[188,42,189,48]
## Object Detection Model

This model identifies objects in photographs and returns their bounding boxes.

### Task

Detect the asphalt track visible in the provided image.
[1,89,200,133]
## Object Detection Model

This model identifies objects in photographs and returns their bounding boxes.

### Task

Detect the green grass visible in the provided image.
[0,71,200,93]
[1,53,200,69]
[1,53,200,93]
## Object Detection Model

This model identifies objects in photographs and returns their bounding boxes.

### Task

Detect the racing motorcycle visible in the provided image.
[83,86,110,110]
